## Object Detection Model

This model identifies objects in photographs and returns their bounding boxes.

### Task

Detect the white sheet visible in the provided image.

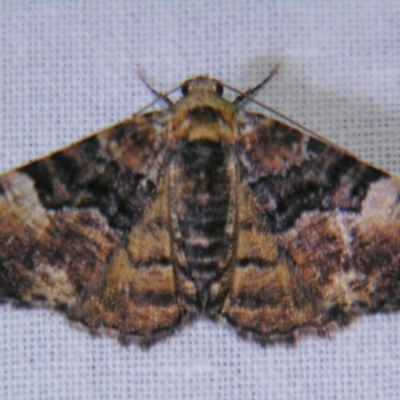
[1,1,399,399]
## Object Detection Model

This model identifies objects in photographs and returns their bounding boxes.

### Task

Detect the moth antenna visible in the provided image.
[233,64,280,105]
[133,82,183,115]
[137,70,174,108]
[224,69,340,148]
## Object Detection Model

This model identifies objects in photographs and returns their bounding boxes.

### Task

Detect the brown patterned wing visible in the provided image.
[0,112,187,344]
[221,113,400,343]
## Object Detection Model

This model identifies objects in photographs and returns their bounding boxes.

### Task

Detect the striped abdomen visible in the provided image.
[173,139,233,305]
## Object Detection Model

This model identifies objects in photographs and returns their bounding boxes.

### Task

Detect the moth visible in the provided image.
[1,69,399,346]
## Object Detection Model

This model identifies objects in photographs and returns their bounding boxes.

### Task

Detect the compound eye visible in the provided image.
[215,82,223,96]
[181,83,190,96]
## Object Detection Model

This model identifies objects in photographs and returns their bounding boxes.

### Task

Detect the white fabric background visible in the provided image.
[1,1,400,399]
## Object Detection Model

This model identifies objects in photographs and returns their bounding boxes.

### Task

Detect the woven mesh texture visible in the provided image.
[1,1,399,399]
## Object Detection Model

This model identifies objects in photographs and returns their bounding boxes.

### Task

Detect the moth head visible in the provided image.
[181,76,224,97]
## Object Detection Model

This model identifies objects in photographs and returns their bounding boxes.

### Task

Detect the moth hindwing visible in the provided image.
[1,76,399,346]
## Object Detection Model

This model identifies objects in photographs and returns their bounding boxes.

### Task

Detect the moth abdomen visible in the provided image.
[172,139,234,297]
